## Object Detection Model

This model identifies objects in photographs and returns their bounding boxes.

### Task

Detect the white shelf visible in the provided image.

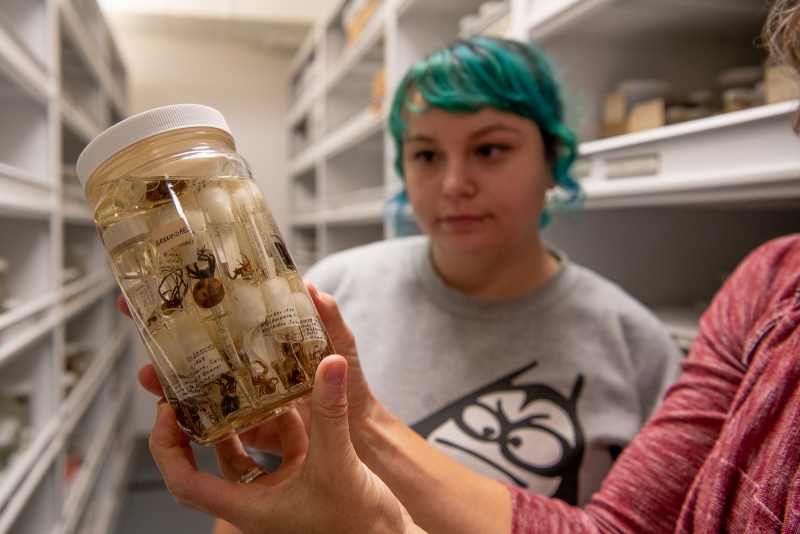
[286,86,317,128]
[459,0,510,38]
[0,1,133,531]
[0,326,131,531]
[289,145,320,177]
[0,165,53,219]
[60,96,103,144]
[0,23,49,105]
[0,272,113,368]
[291,195,385,227]
[51,379,132,534]
[574,101,800,208]
[62,198,94,225]
[325,195,385,225]
[326,106,385,158]
[526,0,765,44]
[59,0,116,112]
[581,101,799,155]
[325,4,387,93]
[84,427,136,534]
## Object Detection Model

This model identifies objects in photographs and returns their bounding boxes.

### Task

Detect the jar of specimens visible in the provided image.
[76,104,334,445]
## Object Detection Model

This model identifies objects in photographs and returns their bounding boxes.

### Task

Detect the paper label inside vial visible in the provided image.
[172,376,202,400]
[300,317,326,343]
[242,218,271,274]
[153,218,194,254]
[187,342,229,385]
[214,316,240,367]
[210,225,241,268]
[269,306,302,341]
[259,321,274,346]
[132,277,160,321]
[160,243,196,271]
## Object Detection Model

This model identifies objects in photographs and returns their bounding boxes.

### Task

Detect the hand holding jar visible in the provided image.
[148,354,424,534]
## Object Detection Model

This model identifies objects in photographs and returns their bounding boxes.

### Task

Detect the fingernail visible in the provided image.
[324,361,346,387]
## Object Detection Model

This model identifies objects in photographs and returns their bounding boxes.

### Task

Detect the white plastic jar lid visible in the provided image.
[76,104,232,196]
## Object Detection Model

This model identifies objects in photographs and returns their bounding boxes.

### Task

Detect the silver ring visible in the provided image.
[238,466,268,484]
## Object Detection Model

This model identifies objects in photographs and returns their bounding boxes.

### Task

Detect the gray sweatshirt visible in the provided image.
[306,235,683,506]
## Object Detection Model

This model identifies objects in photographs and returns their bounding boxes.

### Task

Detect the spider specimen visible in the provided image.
[281,344,306,387]
[271,235,296,271]
[224,253,254,280]
[174,399,204,437]
[187,246,226,308]
[251,360,278,396]
[214,373,240,416]
[159,267,189,311]
[145,180,188,202]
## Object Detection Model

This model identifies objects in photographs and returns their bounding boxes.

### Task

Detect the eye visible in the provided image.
[461,404,501,440]
[505,427,565,468]
[412,150,438,163]
[475,144,509,159]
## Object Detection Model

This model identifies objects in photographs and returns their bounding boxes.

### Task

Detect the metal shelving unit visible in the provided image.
[0,1,136,532]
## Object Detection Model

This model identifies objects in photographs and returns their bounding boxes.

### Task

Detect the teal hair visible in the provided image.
[388,37,581,228]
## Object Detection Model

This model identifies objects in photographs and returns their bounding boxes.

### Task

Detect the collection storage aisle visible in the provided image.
[285,0,800,347]
[0,0,138,532]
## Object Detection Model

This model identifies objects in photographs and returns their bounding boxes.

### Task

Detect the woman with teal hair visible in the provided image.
[155,36,683,534]
[304,35,681,508]
[301,35,681,512]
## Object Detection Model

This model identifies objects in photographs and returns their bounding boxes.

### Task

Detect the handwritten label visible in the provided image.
[132,278,159,321]
[172,376,202,400]
[214,317,240,368]
[269,306,302,343]
[154,218,194,254]
[210,225,241,268]
[300,317,326,343]
[187,342,228,385]
[241,218,271,274]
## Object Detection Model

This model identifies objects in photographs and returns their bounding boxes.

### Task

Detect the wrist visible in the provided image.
[349,394,399,462]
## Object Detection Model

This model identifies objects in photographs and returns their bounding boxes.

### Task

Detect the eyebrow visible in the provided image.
[403,124,522,144]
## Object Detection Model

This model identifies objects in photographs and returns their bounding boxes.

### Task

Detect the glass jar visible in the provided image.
[76,104,334,445]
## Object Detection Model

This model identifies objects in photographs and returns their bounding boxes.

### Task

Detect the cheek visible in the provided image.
[405,182,436,230]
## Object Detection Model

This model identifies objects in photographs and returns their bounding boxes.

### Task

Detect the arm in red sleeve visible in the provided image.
[506,235,800,534]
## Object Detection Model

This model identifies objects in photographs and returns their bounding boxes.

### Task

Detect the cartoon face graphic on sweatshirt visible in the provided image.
[412,363,585,505]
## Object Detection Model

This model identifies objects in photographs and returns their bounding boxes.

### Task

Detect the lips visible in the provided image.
[438,214,488,229]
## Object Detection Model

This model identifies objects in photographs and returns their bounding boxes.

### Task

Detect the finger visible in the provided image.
[138,365,165,398]
[304,281,357,356]
[150,403,249,519]
[306,356,360,472]
[237,418,286,455]
[213,435,260,482]
[275,408,309,468]
[117,294,133,318]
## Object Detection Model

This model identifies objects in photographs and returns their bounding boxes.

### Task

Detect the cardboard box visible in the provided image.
[626,98,665,133]
[603,90,628,124]
[765,64,800,104]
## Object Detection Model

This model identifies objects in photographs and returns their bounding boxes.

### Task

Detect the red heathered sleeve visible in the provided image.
[505,235,800,534]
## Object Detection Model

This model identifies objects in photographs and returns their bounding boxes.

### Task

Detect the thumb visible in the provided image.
[307,356,357,466]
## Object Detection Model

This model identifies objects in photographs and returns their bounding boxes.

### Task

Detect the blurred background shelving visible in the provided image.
[286,0,800,349]
[0,0,136,532]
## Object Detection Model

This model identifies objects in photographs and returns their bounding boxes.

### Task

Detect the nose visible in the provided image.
[441,158,477,198]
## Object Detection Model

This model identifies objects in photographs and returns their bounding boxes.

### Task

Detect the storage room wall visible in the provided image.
[106,18,295,435]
